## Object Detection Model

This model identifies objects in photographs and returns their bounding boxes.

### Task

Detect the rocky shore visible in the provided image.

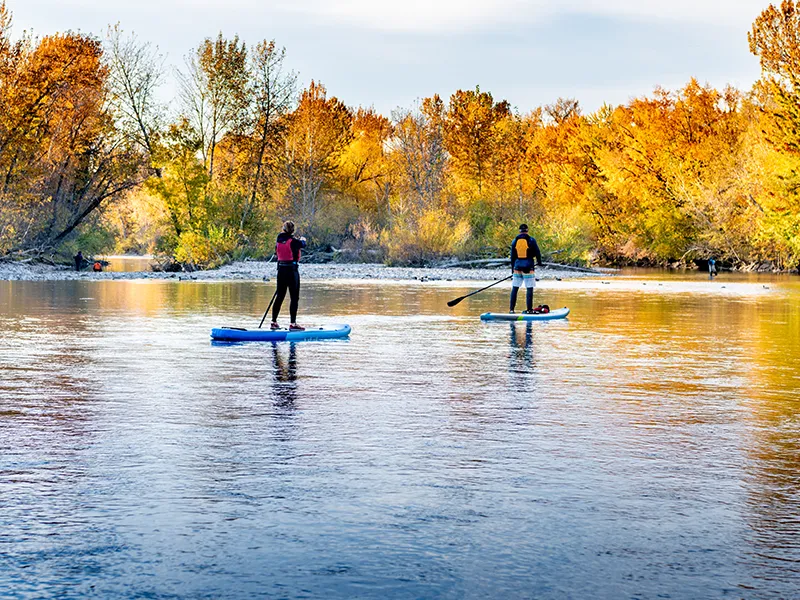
[0,260,609,282]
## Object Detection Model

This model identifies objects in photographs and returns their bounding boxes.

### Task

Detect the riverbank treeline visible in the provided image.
[1,1,800,270]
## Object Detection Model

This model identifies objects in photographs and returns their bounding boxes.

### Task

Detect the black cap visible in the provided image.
[519,224,528,232]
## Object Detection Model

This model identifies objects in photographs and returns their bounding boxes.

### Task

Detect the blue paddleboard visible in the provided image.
[211,324,351,342]
[480,308,570,321]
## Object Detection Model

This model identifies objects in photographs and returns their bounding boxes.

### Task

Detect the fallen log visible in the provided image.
[439,257,605,274]
[541,261,603,274]
[438,258,510,268]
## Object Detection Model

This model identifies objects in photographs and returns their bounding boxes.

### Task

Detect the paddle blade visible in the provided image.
[447,297,465,307]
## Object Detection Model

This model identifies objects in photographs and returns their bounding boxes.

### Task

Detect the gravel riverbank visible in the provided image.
[0,260,610,282]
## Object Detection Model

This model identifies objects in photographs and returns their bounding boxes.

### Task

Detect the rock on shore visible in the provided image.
[0,260,608,282]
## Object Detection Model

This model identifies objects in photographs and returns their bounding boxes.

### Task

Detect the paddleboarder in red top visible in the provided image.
[270,221,307,331]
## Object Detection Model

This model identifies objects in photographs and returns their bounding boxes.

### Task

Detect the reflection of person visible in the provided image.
[510,224,543,314]
[272,343,298,409]
[273,342,298,382]
[508,322,535,389]
[74,251,83,271]
[509,321,534,353]
[709,257,717,280]
[270,221,307,331]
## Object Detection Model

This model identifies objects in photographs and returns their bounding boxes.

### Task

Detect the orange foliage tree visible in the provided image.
[0,3,146,256]
[281,81,352,237]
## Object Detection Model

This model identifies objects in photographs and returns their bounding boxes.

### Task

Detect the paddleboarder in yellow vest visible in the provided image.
[510,224,543,313]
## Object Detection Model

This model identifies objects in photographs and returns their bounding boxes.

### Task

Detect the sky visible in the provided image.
[8,0,767,116]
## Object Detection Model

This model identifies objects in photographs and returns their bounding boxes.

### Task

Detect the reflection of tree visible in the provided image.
[741,388,800,592]
[0,282,107,579]
[743,423,800,594]
[738,297,800,596]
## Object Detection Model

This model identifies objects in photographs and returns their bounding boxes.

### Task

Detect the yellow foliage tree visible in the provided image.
[281,81,352,235]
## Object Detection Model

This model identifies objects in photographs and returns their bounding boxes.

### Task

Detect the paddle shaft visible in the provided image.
[447,275,513,307]
[258,290,278,329]
[257,253,279,329]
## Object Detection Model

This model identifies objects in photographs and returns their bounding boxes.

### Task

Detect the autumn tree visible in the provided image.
[0,1,11,68]
[544,97,581,124]
[749,0,800,154]
[337,107,393,226]
[590,81,750,262]
[105,25,164,172]
[384,96,471,264]
[241,40,295,230]
[4,1,800,270]
[748,1,800,266]
[443,87,510,196]
[146,118,208,238]
[390,95,447,214]
[178,34,248,181]
[481,110,546,248]
[282,81,352,235]
[0,16,146,255]
[501,103,598,263]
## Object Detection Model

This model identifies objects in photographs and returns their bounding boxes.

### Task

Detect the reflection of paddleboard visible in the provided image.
[211,324,351,342]
[480,308,570,321]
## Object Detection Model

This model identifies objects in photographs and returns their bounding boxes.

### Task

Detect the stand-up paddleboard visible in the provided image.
[211,324,351,342]
[480,308,570,321]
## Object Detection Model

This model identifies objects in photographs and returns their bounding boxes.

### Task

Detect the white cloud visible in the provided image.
[275,0,531,32]
[6,0,763,114]
[9,0,769,36]
[572,0,766,27]
[278,0,768,33]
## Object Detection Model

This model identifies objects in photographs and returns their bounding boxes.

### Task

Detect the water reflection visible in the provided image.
[103,255,154,272]
[739,303,800,594]
[509,321,534,355]
[1,277,799,598]
[743,424,800,594]
[272,343,298,411]
[507,322,535,392]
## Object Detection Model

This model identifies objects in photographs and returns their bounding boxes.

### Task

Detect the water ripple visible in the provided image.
[1,279,798,598]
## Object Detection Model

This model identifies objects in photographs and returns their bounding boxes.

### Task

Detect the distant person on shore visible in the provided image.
[510,224,543,313]
[74,251,83,272]
[270,221,307,331]
[709,257,717,280]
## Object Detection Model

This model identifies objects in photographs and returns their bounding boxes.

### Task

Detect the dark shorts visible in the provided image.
[513,260,533,273]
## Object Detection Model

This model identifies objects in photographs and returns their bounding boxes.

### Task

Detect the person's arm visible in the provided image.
[531,237,543,267]
[290,237,307,261]
[510,239,517,272]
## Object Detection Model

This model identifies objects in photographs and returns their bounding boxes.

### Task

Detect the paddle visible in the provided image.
[257,253,278,329]
[447,275,513,307]
[258,290,279,329]
[446,247,561,308]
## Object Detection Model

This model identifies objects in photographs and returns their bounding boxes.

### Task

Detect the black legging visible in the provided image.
[272,265,300,323]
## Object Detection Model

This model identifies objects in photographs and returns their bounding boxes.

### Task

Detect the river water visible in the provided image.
[1,273,798,598]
